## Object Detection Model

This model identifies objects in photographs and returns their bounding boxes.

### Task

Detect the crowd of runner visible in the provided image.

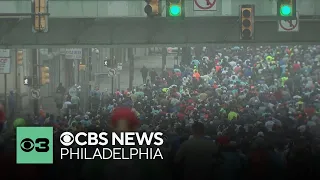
[1,45,320,179]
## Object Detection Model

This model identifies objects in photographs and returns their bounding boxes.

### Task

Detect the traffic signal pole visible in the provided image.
[15,49,19,112]
[162,48,167,71]
[116,48,122,90]
[88,49,92,92]
[4,73,7,113]
[110,48,115,94]
[32,49,39,115]
[128,48,134,90]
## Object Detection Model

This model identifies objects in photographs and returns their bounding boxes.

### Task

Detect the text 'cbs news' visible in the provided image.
[59,132,164,160]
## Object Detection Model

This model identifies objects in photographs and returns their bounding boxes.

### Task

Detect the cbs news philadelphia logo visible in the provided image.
[16,127,53,164]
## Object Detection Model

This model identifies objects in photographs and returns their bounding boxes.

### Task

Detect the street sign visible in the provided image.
[108,69,116,77]
[104,60,108,66]
[39,49,49,55]
[0,58,11,74]
[31,89,40,99]
[59,48,66,54]
[193,0,217,11]
[278,12,299,32]
[69,87,77,97]
[65,48,82,59]
[0,49,10,57]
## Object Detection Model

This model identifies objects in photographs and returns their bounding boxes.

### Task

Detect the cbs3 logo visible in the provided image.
[20,138,50,152]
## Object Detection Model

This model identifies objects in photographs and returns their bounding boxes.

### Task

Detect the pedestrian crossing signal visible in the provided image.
[23,76,32,86]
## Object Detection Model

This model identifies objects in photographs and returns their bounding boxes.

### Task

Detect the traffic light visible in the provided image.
[79,63,86,71]
[32,0,48,32]
[40,66,50,85]
[144,0,161,17]
[166,0,184,18]
[16,50,23,65]
[277,0,296,19]
[240,5,255,40]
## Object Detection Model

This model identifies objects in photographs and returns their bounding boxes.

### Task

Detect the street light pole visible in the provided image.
[32,49,39,115]
[110,48,115,94]
[128,48,134,90]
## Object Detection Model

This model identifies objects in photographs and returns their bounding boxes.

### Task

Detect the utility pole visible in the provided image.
[79,49,88,112]
[88,48,92,92]
[15,49,19,111]
[4,74,7,113]
[110,48,115,94]
[87,48,93,111]
[162,47,167,71]
[32,49,39,115]
[77,59,80,84]
[117,48,122,90]
[128,48,134,90]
